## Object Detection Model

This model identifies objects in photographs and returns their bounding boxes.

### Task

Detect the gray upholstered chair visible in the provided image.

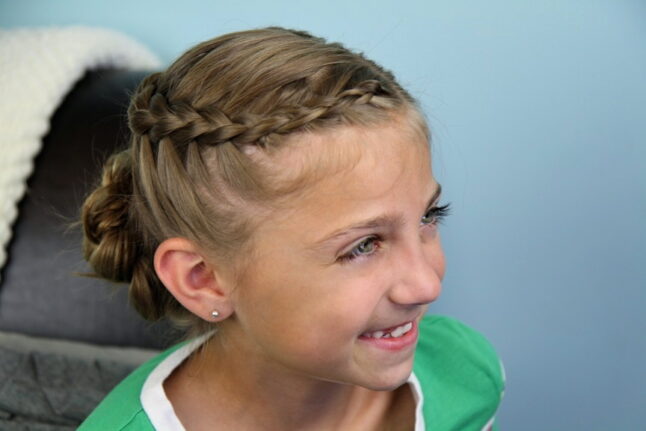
[0,69,182,429]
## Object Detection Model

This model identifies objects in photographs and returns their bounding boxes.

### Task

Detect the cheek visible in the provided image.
[240,293,371,372]
[236,265,367,330]
[238,268,380,354]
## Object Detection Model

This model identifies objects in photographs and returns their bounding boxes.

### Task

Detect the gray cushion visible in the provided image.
[0,330,158,429]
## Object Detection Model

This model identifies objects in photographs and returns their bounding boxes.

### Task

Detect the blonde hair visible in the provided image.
[82,27,425,332]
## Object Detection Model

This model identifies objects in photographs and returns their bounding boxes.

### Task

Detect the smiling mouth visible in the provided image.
[360,322,413,339]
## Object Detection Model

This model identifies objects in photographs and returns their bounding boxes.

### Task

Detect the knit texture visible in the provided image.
[0,26,161,275]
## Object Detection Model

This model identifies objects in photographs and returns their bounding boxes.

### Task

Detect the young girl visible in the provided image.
[79,27,504,431]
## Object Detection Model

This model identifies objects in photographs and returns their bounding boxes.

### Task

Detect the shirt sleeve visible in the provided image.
[413,315,505,431]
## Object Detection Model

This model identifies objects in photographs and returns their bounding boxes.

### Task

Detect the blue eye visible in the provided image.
[339,236,380,263]
[421,203,451,226]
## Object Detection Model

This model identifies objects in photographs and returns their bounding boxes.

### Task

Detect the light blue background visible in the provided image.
[2,1,645,429]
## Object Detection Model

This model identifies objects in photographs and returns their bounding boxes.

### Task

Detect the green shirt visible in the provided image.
[80,315,504,430]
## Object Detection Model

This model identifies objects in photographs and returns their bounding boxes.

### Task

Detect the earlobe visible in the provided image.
[153,238,232,322]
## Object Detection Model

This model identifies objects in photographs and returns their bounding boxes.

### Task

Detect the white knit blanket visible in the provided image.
[0,27,161,275]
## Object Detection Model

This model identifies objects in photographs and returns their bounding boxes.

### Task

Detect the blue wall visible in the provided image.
[2,1,645,429]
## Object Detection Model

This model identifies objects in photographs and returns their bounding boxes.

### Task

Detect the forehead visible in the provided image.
[257,115,433,229]
[267,113,430,201]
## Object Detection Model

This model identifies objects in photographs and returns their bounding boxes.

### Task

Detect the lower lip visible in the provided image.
[358,320,419,351]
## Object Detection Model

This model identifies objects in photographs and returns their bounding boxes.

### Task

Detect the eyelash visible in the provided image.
[421,202,451,226]
[337,202,452,264]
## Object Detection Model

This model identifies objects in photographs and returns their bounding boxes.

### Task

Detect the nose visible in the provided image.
[388,234,444,307]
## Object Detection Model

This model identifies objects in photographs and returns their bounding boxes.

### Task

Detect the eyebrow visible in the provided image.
[314,183,442,246]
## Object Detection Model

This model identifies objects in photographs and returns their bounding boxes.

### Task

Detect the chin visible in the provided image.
[360,361,414,391]
[363,376,411,392]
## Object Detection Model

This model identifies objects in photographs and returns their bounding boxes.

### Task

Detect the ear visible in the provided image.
[154,237,232,322]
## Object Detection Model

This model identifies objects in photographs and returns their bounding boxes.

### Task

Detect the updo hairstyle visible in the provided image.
[81,27,425,333]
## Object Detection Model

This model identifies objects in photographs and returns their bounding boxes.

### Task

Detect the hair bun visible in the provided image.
[82,150,139,283]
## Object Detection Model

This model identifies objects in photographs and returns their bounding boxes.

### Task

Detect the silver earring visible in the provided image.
[211,310,220,319]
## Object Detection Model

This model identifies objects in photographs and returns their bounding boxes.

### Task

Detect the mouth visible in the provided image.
[360,321,414,339]
[358,320,419,351]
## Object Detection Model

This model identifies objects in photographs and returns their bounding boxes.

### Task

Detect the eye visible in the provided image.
[421,203,451,226]
[338,236,381,263]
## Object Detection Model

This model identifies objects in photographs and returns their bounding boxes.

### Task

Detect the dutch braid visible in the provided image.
[129,79,392,148]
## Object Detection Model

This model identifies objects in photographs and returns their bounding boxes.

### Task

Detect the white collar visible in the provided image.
[141,336,425,431]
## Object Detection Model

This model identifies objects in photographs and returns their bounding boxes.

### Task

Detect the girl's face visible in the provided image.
[222,116,445,391]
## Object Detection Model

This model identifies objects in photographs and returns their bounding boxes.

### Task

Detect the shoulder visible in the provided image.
[78,343,184,431]
[413,315,505,431]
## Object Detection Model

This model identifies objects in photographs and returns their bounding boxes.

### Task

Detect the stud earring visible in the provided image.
[211,310,220,319]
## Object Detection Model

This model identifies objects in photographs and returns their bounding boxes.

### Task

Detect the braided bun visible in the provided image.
[81,150,168,321]
[82,150,137,283]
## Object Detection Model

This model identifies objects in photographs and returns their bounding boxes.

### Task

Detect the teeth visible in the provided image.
[390,322,413,338]
[364,322,413,339]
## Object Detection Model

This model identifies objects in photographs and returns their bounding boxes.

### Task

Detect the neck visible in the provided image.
[165,327,401,431]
